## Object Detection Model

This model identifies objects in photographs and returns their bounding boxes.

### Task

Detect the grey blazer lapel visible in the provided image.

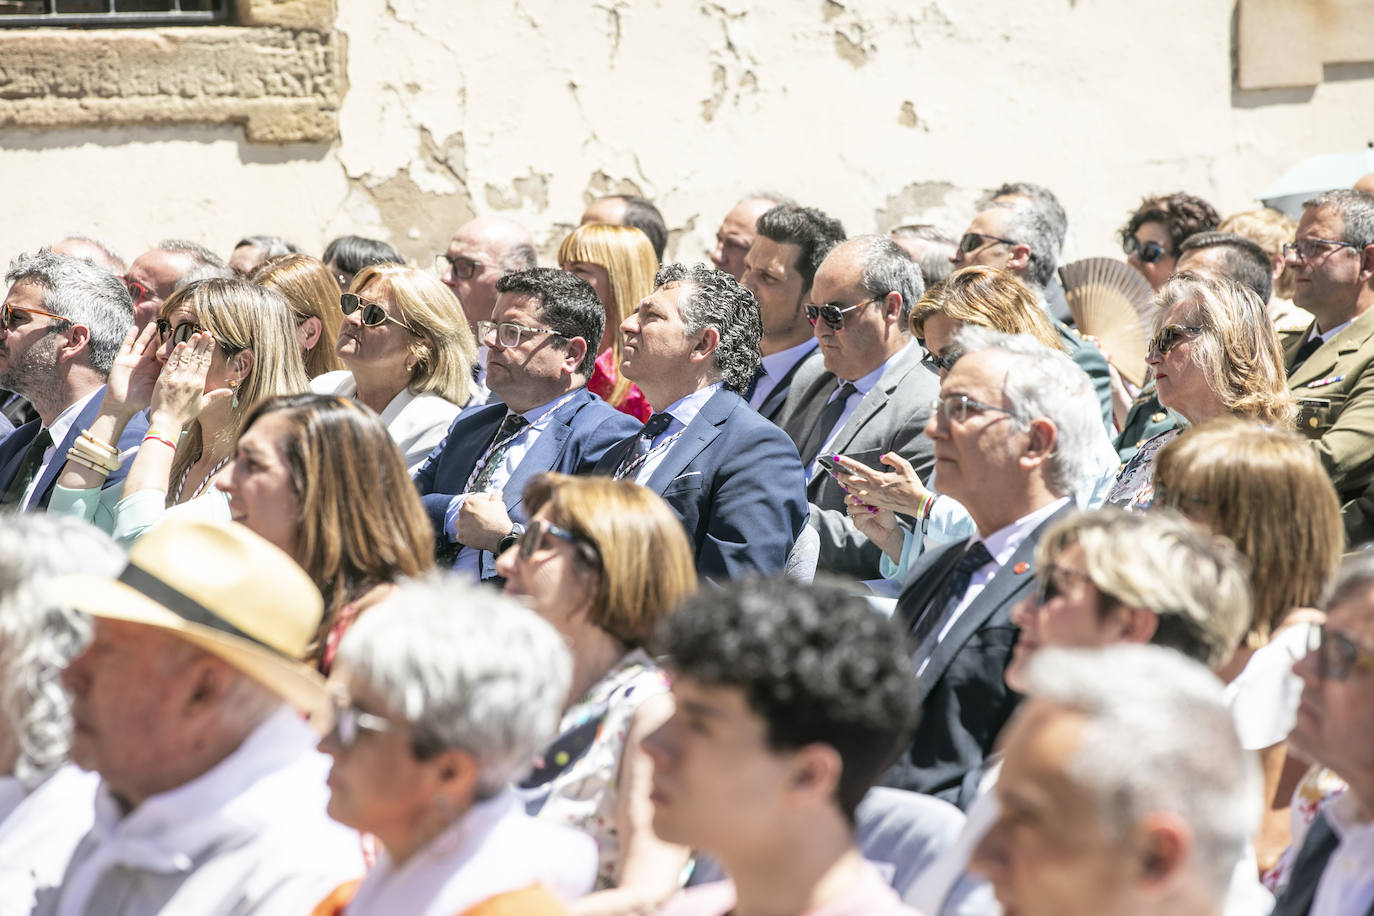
[827,345,921,455]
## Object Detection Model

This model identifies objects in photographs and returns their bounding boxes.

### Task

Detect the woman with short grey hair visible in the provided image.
[313,576,597,915]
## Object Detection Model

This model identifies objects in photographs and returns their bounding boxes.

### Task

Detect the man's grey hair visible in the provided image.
[655,262,762,392]
[1023,645,1261,901]
[156,238,228,274]
[988,198,1059,292]
[5,250,132,375]
[234,235,301,259]
[55,234,126,275]
[844,235,925,329]
[890,224,958,286]
[335,576,571,797]
[952,326,1101,496]
[0,517,123,789]
[985,181,1068,253]
[499,241,538,275]
[1320,551,1374,611]
[1304,189,1374,250]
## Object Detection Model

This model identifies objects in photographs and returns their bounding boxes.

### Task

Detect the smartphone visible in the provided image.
[815,454,844,479]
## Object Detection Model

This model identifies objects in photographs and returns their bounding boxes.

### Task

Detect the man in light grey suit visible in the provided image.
[777,236,939,580]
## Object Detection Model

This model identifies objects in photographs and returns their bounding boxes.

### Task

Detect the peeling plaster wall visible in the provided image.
[1,0,1372,271]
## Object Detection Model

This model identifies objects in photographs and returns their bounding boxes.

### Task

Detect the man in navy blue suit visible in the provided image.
[0,251,142,512]
[592,262,808,582]
[414,268,641,579]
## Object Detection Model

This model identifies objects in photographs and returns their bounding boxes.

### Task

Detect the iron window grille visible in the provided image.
[0,0,228,27]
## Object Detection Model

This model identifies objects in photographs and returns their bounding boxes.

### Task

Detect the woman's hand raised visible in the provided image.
[149,333,232,432]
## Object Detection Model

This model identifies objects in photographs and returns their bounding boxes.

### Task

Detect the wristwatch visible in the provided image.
[496,523,525,555]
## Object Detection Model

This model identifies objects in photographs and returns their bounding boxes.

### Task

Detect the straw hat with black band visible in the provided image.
[52,518,330,726]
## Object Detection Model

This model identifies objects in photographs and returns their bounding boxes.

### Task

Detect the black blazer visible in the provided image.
[882,502,1073,808]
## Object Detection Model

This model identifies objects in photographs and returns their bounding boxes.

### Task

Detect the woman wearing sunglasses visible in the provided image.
[48,278,309,545]
[249,253,346,379]
[495,472,696,915]
[215,393,434,674]
[1120,191,1220,291]
[310,264,482,472]
[1153,418,1344,880]
[840,267,1118,583]
[1105,271,1296,510]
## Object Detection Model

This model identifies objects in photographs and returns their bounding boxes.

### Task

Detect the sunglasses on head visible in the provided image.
[340,293,411,331]
[805,295,882,331]
[1307,623,1374,681]
[1147,323,1203,357]
[1123,236,1173,264]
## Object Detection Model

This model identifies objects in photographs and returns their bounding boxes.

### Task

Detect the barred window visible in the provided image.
[0,0,228,26]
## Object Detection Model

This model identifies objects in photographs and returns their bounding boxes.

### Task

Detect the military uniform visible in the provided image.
[1113,385,1179,465]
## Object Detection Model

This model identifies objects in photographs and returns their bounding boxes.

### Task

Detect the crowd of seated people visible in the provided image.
[0,176,1373,916]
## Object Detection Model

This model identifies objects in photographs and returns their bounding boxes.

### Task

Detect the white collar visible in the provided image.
[661,382,723,427]
[978,497,1070,568]
[760,339,817,380]
[1312,318,1355,343]
[840,340,916,395]
[46,388,101,446]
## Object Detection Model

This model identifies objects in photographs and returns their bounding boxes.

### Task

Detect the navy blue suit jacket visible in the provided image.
[592,388,808,583]
[413,387,641,578]
[0,388,148,511]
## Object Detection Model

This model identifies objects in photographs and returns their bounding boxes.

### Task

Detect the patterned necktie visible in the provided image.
[1,428,52,510]
[795,380,857,467]
[470,413,529,493]
[910,540,995,646]
[617,412,673,478]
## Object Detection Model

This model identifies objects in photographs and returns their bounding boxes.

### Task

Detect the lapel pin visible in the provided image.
[1013,561,1030,574]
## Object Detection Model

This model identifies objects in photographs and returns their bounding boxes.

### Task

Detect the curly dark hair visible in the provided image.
[755,204,847,294]
[655,577,921,820]
[495,267,604,377]
[654,262,762,392]
[1122,192,1221,254]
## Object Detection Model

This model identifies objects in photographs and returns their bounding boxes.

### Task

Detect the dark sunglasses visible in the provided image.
[340,292,411,331]
[1307,623,1374,681]
[0,302,70,332]
[434,253,485,281]
[920,346,964,374]
[1123,236,1173,264]
[805,295,881,331]
[958,232,1017,254]
[156,319,205,347]
[516,519,601,566]
[1148,324,1203,357]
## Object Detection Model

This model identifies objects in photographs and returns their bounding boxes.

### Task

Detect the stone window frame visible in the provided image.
[0,0,344,143]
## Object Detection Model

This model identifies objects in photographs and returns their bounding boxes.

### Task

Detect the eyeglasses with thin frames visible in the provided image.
[0,302,71,332]
[929,393,1016,424]
[340,293,414,332]
[1306,623,1374,681]
[805,295,882,331]
[1282,238,1363,264]
[477,319,562,349]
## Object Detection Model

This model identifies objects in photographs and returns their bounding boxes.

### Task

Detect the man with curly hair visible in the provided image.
[648,577,925,915]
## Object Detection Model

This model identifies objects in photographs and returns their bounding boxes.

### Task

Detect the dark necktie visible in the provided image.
[1289,333,1324,374]
[617,412,673,478]
[910,540,994,646]
[1,428,52,510]
[470,413,529,493]
[794,381,857,467]
[743,364,767,402]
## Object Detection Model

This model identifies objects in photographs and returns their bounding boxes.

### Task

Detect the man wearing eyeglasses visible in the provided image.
[436,216,538,387]
[739,203,845,423]
[1270,556,1374,916]
[775,235,938,581]
[592,262,807,582]
[0,250,145,513]
[951,198,1114,431]
[1281,190,1374,545]
[883,327,1102,806]
[122,240,230,331]
[413,268,641,580]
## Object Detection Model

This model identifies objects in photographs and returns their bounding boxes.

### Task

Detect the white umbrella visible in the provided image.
[1258,146,1374,218]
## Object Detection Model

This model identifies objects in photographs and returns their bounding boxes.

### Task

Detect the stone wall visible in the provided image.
[0,0,1370,270]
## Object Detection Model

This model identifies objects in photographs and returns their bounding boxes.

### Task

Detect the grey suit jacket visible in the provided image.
[777,341,940,580]
[756,345,826,424]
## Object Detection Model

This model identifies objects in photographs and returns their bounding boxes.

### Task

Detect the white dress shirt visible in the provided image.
[805,344,912,483]
[1312,792,1374,916]
[21,388,100,511]
[632,383,722,485]
[345,787,596,916]
[0,765,99,914]
[748,338,817,411]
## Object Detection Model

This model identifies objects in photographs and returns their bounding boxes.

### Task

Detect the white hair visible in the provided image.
[0,516,123,788]
[952,326,1101,497]
[1023,645,1262,900]
[335,575,572,797]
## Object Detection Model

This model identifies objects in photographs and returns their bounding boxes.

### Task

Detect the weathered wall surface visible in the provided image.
[0,0,1371,270]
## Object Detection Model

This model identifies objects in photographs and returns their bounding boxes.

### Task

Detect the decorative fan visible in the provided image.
[1058,257,1158,388]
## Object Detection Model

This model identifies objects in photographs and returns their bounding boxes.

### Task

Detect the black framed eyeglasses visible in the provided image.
[1123,236,1174,264]
[958,232,1018,254]
[340,293,413,331]
[434,253,487,281]
[920,345,964,374]
[1147,324,1204,357]
[477,319,562,349]
[1282,238,1362,263]
[805,295,881,331]
[930,393,1016,424]
[1307,623,1374,681]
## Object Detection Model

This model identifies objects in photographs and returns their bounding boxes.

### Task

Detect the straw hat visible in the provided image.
[52,518,329,725]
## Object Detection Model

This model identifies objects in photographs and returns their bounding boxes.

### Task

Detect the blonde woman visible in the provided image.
[312,264,482,471]
[250,253,346,378]
[49,278,309,545]
[557,223,657,421]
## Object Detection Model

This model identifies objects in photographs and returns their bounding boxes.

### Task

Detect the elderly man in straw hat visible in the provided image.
[31,518,364,916]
